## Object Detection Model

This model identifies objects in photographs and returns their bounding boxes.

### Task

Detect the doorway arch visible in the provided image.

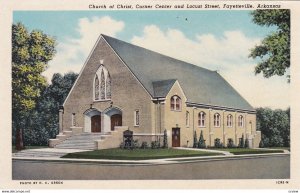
[84,108,101,133]
[104,107,123,131]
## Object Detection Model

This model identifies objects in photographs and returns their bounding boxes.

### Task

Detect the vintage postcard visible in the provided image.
[0,0,300,190]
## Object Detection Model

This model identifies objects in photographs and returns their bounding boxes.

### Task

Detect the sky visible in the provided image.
[13,11,290,109]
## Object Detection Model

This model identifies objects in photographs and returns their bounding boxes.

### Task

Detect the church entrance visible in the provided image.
[91,115,101,132]
[172,127,180,147]
[111,114,122,131]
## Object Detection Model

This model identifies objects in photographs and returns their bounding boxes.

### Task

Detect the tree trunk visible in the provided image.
[15,127,24,150]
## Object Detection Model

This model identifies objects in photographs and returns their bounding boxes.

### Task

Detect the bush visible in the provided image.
[193,131,198,148]
[140,141,149,149]
[132,139,139,149]
[245,138,249,148]
[119,142,125,149]
[198,130,206,148]
[163,129,168,148]
[151,141,160,149]
[214,138,223,148]
[259,140,264,148]
[239,134,245,148]
[227,138,236,148]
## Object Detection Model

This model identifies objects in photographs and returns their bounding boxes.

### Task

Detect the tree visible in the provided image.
[249,10,290,80]
[12,23,56,150]
[193,131,198,148]
[19,72,78,146]
[256,107,290,147]
[198,130,206,148]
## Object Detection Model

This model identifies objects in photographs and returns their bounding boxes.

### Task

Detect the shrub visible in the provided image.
[259,140,264,148]
[132,139,139,149]
[239,134,245,148]
[214,138,223,148]
[198,130,206,148]
[151,141,160,149]
[193,131,198,148]
[245,138,249,148]
[119,142,125,149]
[163,129,168,148]
[140,141,149,149]
[227,138,235,148]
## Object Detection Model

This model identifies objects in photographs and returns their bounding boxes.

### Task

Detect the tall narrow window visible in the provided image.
[94,63,112,101]
[170,95,181,111]
[186,111,190,127]
[198,112,206,127]
[106,73,111,99]
[227,114,233,127]
[72,113,76,126]
[238,115,244,127]
[214,113,221,127]
[94,75,99,100]
[100,69,105,100]
[134,110,140,126]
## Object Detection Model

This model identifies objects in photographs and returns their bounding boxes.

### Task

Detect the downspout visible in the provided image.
[223,110,225,146]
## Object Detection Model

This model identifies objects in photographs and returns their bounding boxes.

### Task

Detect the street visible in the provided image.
[12,154,290,180]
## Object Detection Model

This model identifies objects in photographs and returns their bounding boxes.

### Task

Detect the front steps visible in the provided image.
[49,126,129,150]
[55,133,108,150]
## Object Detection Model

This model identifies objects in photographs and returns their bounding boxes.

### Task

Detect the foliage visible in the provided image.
[151,141,160,149]
[259,140,264,148]
[214,138,223,148]
[227,138,236,148]
[245,138,249,148]
[249,10,290,80]
[12,23,56,150]
[163,129,168,148]
[193,131,198,148]
[12,72,78,146]
[256,107,290,147]
[198,130,206,148]
[140,141,149,149]
[239,134,245,148]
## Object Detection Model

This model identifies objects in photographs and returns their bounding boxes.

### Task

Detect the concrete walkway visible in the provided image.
[174,147,234,156]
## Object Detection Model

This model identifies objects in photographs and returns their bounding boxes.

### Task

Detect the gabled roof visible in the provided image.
[152,79,177,98]
[102,34,254,111]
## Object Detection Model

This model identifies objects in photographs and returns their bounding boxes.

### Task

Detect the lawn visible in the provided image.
[62,148,221,160]
[12,145,49,153]
[209,148,284,155]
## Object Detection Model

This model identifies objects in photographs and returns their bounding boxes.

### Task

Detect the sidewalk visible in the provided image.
[12,147,289,166]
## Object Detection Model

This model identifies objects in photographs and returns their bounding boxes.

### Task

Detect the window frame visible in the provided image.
[238,115,244,127]
[170,95,182,111]
[227,114,233,127]
[214,113,221,127]
[93,65,112,101]
[198,111,206,127]
[134,110,140,127]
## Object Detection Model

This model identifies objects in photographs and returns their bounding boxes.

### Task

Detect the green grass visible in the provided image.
[209,148,284,155]
[12,145,48,153]
[62,148,221,160]
[266,147,290,152]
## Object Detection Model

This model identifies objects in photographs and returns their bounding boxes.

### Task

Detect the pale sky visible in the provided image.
[13,11,290,109]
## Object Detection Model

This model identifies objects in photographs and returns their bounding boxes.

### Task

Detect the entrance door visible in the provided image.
[111,114,122,131]
[172,127,180,147]
[91,115,101,132]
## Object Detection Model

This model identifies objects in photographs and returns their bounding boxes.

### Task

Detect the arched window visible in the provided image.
[186,111,190,127]
[94,75,100,100]
[94,64,111,101]
[227,114,233,127]
[170,95,181,111]
[214,113,221,127]
[198,112,206,127]
[238,115,244,127]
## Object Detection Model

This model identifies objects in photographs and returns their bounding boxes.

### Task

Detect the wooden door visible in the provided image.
[172,127,180,147]
[111,114,122,131]
[91,115,101,132]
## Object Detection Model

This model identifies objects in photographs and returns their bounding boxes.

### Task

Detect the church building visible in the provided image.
[49,34,261,150]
